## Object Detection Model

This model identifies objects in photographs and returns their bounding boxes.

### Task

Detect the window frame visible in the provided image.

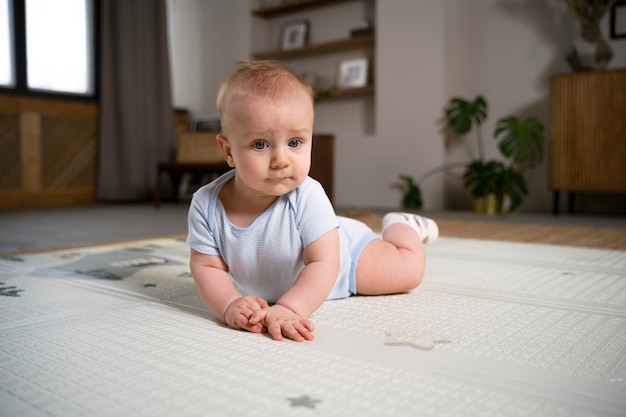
[0,0,100,102]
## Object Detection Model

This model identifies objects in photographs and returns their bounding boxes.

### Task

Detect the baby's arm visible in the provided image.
[265,228,340,341]
[189,248,268,333]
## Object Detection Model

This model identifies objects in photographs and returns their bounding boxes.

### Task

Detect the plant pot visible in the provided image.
[473,194,502,215]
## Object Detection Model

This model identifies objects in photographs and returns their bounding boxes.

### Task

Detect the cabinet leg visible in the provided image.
[552,191,560,216]
[568,192,575,214]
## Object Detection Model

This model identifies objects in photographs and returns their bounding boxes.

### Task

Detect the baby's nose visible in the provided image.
[271,148,290,168]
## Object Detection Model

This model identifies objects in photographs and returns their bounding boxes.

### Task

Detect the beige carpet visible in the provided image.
[343,209,626,251]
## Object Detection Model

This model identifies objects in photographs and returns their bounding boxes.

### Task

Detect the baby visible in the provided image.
[187,61,438,342]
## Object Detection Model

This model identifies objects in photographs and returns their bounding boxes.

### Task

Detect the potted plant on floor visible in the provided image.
[398,95,545,214]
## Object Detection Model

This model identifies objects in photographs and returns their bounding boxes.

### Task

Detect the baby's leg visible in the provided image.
[355,213,437,295]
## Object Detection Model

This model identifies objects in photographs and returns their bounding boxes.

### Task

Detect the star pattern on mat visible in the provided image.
[286,394,322,409]
[385,329,450,351]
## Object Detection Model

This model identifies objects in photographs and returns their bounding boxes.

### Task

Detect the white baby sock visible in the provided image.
[382,212,439,243]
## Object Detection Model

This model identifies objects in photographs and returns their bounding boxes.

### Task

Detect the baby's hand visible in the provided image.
[263,304,315,342]
[224,296,269,334]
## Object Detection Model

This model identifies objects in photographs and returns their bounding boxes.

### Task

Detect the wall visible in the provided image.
[352,0,446,210]
[169,0,250,119]
[169,0,626,213]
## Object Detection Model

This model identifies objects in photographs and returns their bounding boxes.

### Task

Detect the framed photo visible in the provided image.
[280,19,309,50]
[336,58,369,89]
[610,1,626,39]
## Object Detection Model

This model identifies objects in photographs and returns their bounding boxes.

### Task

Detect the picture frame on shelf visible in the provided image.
[610,1,626,39]
[336,58,369,89]
[280,19,309,50]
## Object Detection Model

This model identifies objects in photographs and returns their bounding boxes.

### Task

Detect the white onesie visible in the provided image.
[187,170,377,303]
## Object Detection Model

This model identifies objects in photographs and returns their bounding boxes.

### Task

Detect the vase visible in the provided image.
[473,194,502,216]
[566,23,614,71]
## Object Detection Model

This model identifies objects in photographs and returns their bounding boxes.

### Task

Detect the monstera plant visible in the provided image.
[398,96,545,214]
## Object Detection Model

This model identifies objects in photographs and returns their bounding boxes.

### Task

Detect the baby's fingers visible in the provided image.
[278,321,314,342]
[293,321,315,341]
[255,297,269,309]
[267,321,284,341]
[248,308,267,326]
[245,321,267,334]
[231,313,249,330]
[300,319,315,333]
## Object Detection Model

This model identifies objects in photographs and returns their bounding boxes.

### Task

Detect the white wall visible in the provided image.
[169,0,250,119]
[332,0,447,210]
[169,0,626,213]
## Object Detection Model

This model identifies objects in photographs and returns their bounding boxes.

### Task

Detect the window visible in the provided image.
[0,0,98,98]
[0,0,13,87]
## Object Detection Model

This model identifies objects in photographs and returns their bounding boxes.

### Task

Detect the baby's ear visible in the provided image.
[216,134,235,167]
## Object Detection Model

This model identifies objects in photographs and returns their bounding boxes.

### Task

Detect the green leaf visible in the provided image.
[445,96,488,134]
[463,160,503,198]
[494,116,544,169]
[501,167,528,213]
[398,175,423,210]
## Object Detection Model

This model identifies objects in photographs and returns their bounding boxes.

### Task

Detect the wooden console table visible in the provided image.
[154,162,231,207]
[549,69,626,214]
[154,133,335,207]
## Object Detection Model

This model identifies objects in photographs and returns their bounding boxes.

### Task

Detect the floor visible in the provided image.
[0,203,190,255]
[2,203,625,416]
[1,202,626,255]
[2,234,624,416]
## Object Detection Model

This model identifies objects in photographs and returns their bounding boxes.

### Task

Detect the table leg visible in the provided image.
[154,167,163,208]
[168,171,183,203]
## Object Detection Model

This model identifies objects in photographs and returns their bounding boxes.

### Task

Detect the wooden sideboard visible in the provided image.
[549,69,626,214]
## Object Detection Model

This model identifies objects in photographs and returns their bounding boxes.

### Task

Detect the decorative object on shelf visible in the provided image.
[611,0,626,38]
[565,0,616,71]
[398,96,545,214]
[280,19,309,50]
[350,18,374,37]
[336,57,368,88]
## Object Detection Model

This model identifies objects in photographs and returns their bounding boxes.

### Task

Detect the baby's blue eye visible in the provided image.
[253,141,267,150]
[288,139,302,148]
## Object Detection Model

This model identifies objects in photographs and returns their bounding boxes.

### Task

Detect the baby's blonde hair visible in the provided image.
[216,60,315,132]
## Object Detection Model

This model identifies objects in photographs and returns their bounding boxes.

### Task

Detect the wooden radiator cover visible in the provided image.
[0,98,190,209]
[0,96,98,209]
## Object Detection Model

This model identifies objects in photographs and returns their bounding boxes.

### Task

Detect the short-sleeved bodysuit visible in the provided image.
[187,170,377,303]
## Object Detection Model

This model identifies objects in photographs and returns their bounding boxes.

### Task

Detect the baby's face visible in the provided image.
[219,89,314,200]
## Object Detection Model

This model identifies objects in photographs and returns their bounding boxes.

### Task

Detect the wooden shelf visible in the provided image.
[253,0,357,18]
[252,34,374,60]
[316,85,374,101]
[251,0,375,104]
